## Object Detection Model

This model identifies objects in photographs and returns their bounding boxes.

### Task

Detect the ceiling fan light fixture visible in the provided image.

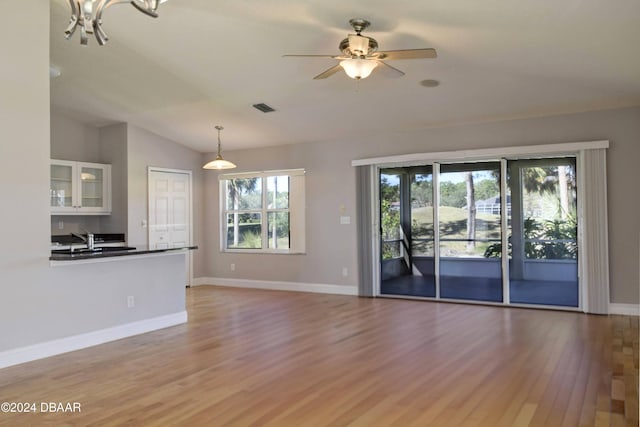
[203,125,236,170]
[340,58,378,80]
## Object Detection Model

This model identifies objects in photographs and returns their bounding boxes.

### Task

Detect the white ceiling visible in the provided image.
[49,0,640,153]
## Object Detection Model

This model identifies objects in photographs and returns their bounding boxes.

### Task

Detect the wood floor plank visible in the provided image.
[0,286,637,426]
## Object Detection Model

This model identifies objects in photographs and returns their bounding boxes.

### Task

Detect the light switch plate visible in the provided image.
[340,216,351,225]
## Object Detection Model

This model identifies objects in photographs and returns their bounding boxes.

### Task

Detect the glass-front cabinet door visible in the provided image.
[79,165,105,210]
[50,160,111,215]
[50,161,75,212]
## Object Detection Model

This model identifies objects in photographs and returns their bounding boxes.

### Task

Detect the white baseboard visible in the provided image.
[193,277,358,296]
[609,303,640,316]
[0,311,187,370]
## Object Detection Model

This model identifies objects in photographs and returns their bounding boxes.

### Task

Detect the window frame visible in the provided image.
[219,169,305,254]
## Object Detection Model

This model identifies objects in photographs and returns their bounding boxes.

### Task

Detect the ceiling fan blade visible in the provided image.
[375,48,437,60]
[376,61,405,78]
[282,54,340,58]
[313,64,343,80]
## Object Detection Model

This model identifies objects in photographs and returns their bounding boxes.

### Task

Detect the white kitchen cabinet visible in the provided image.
[50,160,111,215]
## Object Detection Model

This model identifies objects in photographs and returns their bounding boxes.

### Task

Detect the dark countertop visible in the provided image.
[50,245,198,261]
[52,233,126,246]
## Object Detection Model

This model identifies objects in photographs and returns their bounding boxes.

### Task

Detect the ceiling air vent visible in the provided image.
[252,103,276,113]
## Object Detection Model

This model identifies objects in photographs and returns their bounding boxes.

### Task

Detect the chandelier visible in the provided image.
[63,0,167,46]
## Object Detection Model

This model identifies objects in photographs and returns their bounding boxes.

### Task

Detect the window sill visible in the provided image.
[221,249,306,255]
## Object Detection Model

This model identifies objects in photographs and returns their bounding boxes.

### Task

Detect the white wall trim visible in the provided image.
[193,277,358,296]
[0,311,187,370]
[609,303,640,316]
[352,140,610,167]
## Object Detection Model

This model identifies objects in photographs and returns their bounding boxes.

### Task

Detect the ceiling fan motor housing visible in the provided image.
[339,35,378,57]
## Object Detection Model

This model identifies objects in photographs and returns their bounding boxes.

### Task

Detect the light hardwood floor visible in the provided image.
[0,286,637,426]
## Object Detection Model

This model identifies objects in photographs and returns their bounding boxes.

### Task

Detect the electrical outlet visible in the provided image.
[342,267,348,277]
[58,221,64,230]
[230,263,236,271]
[127,296,135,308]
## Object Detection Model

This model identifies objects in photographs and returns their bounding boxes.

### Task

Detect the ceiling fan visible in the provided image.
[284,18,437,80]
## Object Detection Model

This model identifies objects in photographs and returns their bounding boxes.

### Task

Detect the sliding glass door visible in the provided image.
[380,167,435,297]
[507,158,579,307]
[439,162,503,302]
[378,157,579,309]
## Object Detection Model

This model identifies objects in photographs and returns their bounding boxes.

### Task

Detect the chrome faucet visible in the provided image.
[71,230,95,251]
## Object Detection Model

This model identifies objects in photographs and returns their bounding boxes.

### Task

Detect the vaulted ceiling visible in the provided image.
[49,0,640,152]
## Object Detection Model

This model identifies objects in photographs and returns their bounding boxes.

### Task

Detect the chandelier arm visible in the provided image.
[64,16,79,39]
[92,0,129,44]
[63,0,81,39]
[95,0,129,22]
[66,0,79,19]
[94,20,109,45]
[131,0,160,18]
[80,22,89,45]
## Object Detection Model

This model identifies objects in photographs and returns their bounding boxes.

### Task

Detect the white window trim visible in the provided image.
[219,169,306,254]
[351,140,609,167]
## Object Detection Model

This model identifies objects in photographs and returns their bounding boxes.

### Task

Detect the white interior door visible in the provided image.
[148,169,192,286]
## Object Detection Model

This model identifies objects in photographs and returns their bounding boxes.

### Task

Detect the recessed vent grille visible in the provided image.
[252,103,276,113]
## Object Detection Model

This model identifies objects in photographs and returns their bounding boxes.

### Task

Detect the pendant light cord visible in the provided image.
[215,125,224,156]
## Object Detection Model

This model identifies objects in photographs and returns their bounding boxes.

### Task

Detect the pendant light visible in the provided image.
[203,125,236,170]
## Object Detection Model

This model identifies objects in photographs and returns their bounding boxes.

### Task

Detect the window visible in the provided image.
[219,169,305,253]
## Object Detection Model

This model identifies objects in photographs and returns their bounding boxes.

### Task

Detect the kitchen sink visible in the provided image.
[51,246,136,255]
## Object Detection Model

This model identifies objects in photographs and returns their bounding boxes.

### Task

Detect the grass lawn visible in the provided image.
[410,206,501,257]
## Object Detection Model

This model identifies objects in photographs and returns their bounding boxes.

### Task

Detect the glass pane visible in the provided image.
[382,241,401,259]
[439,166,501,258]
[267,176,289,209]
[439,163,502,302]
[226,178,262,210]
[268,212,290,249]
[380,168,436,298]
[380,173,401,257]
[50,164,73,207]
[81,167,103,207]
[226,213,262,249]
[509,159,578,307]
[411,173,434,256]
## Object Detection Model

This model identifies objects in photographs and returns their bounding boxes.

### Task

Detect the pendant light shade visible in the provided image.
[203,125,236,170]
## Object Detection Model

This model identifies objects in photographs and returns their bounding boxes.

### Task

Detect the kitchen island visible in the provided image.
[4,245,199,368]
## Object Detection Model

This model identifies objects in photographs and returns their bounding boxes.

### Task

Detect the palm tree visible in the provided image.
[522,165,575,219]
[227,178,259,246]
[465,172,476,251]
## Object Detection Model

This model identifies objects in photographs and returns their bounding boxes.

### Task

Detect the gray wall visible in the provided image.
[50,111,101,162]
[126,124,205,277]
[204,107,640,305]
[99,123,129,236]
[0,1,53,351]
